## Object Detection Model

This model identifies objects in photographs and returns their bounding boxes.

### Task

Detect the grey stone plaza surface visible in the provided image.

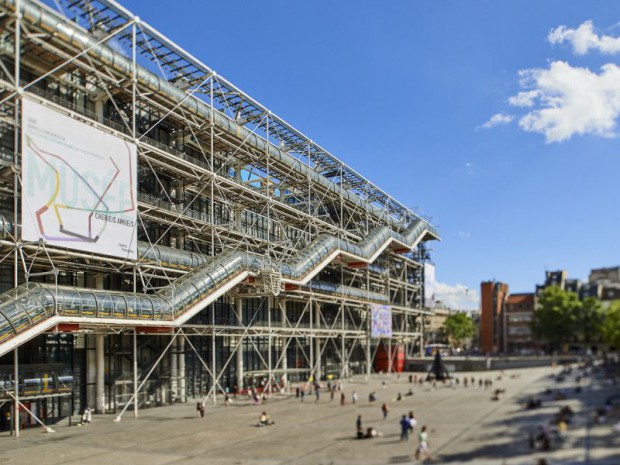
[0,365,618,465]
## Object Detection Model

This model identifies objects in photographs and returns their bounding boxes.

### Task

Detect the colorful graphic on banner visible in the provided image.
[371,304,392,338]
[21,98,137,259]
[424,263,436,309]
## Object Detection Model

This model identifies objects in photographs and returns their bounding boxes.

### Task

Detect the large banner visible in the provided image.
[21,98,137,259]
[424,263,436,309]
[370,304,392,338]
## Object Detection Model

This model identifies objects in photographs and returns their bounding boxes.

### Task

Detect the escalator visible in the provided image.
[0,218,437,357]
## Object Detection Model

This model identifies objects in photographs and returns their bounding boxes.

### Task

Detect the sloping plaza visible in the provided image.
[1,365,617,465]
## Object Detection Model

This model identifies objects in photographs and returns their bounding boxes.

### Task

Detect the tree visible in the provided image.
[442,312,475,347]
[575,297,604,343]
[601,301,620,350]
[531,286,581,352]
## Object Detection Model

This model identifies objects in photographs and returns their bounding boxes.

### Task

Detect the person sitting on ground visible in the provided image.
[536,425,551,451]
[396,392,402,401]
[555,419,567,443]
[365,426,378,438]
[368,391,377,403]
[526,397,542,409]
[553,390,566,401]
[259,411,273,426]
[405,388,414,396]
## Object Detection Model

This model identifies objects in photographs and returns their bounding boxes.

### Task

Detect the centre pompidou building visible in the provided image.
[0,0,438,432]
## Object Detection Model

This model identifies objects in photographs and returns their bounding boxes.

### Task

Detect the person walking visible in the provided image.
[340,392,346,406]
[81,406,92,425]
[414,425,432,461]
[352,391,358,404]
[356,415,363,438]
[400,415,410,441]
[300,388,305,402]
[196,402,205,418]
[314,383,320,403]
[408,411,417,433]
[381,402,389,420]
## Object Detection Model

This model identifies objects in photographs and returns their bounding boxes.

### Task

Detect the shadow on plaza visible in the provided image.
[437,371,618,463]
[387,455,412,463]
[574,429,620,450]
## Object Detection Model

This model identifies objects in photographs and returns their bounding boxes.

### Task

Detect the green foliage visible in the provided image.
[531,286,581,351]
[601,301,620,349]
[442,312,475,346]
[532,287,606,351]
[576,297,604,343]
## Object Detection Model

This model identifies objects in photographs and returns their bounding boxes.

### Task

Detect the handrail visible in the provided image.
[0,218,436,356]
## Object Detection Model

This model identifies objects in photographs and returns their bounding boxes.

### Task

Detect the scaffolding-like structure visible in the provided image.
[0,0,439,434]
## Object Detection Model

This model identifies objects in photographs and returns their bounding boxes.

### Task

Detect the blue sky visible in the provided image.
[96,0,620,309]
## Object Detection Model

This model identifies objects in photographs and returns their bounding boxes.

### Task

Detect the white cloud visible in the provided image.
[464,162,474,175]
[512,61,620,143]
[549,20,620,55]
[458,231,471,238]
[434,282,479,311]
[508,90,540,107]
[480,113,514,129]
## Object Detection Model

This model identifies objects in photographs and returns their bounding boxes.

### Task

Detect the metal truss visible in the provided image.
[0,0,439,431]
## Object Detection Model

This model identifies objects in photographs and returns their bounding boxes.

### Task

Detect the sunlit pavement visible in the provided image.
[0,364,617,465]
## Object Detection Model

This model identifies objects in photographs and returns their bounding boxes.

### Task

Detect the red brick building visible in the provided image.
[480,281,509,354]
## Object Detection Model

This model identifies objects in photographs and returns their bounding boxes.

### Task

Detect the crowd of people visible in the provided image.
[171,359,618,463]
[524,358,620,457]
[347,377,435,461]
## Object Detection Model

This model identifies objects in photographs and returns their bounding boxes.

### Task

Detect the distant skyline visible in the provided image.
[92,0,620,310]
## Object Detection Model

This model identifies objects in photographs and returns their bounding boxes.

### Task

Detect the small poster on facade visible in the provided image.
[370,304,392,338]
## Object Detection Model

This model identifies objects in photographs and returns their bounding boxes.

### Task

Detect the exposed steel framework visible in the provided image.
[0,0,438,433]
